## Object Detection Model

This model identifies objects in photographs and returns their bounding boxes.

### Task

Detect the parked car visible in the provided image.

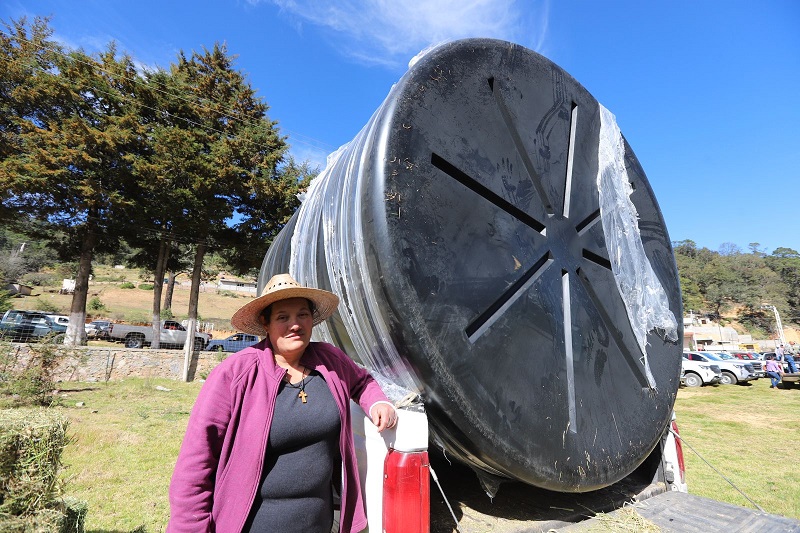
[85,320,113,340]
[730,352,765,377]
[205,332,260,352]
[683,351,757,385]
[108,320,211,350]
[47,314,70,327]
[680,358,722,387]
[0,310,67,342]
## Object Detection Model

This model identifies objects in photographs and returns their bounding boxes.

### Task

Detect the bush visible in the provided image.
[161,308,174,320]
[33,297,62,313]
[119,282,135,289]
[216,290,242,298]
[0,291,13,314]
[126,311,150,325]
[88,297,105,312]
[91,273,126,283]
[21,272,56,287]
[53,263,78,280]
[137,284,154,291]
[0,342,62,408]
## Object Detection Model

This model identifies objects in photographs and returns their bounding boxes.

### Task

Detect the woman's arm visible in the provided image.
[328,346,397,430]
[167,367,233,532]
[369,401,397,431]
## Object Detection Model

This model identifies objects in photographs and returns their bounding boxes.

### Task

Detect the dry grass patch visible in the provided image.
[563,506,662,532]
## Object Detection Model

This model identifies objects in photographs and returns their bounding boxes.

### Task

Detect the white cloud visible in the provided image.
[266,0,549,69]
[286,140,336,171]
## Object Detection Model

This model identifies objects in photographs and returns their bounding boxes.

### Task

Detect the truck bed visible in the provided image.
[430,453,668,532]
[559,491,800,532]
[429,457,799,532]
[781,373,800,387]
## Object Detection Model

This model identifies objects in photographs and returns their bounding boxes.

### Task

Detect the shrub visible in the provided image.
[119,282,135,289]
[0,342,62,408]
[216,290,241,298]
[32,298,62,314]
[161,308,174,320]
[53,263,78,280]
[126,311,150,325]
[88,297,106,312]
[0,291,12,314]
[92,273,126,283]
[21,272,56,287]
[137,283,154,291]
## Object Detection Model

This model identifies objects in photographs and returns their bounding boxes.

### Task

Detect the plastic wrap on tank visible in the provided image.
[596,105,679,389]
[287,99,420,393]
[258,38,683,493]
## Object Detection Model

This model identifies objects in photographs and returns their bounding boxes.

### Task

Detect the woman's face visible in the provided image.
[263,297,313,358]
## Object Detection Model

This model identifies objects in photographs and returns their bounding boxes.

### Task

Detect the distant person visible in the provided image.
[776,343,785,361]
[784,348,797,374]
[764,354,784,389]
[167,274,397,532]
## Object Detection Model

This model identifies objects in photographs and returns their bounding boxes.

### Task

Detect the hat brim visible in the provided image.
[230,286,340,337]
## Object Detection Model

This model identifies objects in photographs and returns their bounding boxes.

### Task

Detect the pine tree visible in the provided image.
[0,17,147,345]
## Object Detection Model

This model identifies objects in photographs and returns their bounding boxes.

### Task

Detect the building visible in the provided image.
[3,282,33,296]
[217,277,257,295]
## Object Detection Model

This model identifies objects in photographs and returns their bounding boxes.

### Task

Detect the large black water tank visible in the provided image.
[258,38,683,492]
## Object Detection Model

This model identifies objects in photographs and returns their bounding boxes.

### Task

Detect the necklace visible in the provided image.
[284,366,309,404]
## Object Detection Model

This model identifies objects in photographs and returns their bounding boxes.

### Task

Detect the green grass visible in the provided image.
[675,378,800,519]
[15,376,797,531]
[54,379,201,532]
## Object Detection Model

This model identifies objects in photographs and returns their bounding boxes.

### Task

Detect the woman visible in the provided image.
[764,354,784,389]
[167,274,397,532]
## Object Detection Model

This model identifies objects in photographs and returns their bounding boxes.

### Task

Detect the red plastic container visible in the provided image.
[383,449,430,533]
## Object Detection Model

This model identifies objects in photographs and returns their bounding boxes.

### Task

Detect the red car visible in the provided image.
[730,352,764,376]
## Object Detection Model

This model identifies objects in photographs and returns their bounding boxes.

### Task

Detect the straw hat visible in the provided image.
[230,274,340,336]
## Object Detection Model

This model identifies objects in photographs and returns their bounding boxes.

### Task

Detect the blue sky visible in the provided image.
[3,0,799,255]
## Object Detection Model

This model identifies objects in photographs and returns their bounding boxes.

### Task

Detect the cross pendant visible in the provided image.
[298,390,308,403]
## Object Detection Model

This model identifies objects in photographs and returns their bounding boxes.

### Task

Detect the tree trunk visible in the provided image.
[182,243,207,382]
[150,239,171,349]
[164,271,177,311]
[65,230,97,346]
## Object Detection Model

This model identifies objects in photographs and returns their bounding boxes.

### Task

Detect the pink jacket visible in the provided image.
[167,340,390,532]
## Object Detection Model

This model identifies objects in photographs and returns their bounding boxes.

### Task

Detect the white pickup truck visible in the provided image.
[108,320,211,350]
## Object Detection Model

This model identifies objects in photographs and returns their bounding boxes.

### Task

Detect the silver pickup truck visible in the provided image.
[108,320,210,350]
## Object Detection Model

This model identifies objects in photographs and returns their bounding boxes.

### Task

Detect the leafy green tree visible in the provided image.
[748,242,766,257]
[673,238,799,332]
[0,17,147,345]
[718,242,742,256]
[765,248,800,326]
[218,156,316,275]
[0,17,62,225]
[0,226,61,282]
[675,253,703,312]
[127,43,302,363]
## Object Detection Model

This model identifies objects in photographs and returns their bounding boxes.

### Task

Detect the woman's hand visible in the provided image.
[370,403,397,432]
